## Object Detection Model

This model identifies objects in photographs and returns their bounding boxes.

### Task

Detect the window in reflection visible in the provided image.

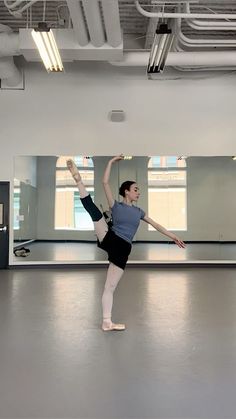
[148,156,187,231]
[149,156,186,169]
[55,156,94,230]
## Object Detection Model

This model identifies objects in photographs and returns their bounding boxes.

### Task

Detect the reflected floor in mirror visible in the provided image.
[13,242,236,263]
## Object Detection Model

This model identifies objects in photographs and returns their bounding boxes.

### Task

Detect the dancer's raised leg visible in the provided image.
[67,159,108,242]
[67,159,87,198]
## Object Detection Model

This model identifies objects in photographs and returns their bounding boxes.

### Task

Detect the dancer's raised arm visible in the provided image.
[102,155,124,208]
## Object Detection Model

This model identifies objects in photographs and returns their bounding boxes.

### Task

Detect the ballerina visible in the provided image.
[67,155,185,331]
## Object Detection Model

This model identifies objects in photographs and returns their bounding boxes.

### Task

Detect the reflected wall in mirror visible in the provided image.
[14,156,37,245]
[13,155,236,264]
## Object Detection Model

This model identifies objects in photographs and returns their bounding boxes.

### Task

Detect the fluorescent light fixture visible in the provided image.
[147,23,174,78]
[32,22,63,72]
[123,156,133,160]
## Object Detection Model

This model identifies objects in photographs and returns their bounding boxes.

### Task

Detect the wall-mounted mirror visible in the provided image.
[13,155,236,264]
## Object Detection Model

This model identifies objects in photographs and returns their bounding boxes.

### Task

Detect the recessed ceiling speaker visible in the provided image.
[109,110,125,122]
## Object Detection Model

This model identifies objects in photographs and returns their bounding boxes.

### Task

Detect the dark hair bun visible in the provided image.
[119,181,136,197]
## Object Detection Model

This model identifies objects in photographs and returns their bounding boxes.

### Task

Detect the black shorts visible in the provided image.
[97,229,132,270]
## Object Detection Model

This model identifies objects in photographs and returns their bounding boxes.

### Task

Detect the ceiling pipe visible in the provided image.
[82,0,105,47]
[101,0,122,47]
[110,51,236,68]
[178,30,236,47]
[175,17,236,48]
[172,30,236,71]
[66,0,89,46]
[135,0,236,20]
[184,3,236,30]
[4,0,27,10]
[186,19,236,31]
[3,0,38,17]
[173,65,236,72]
[171,38,232,71]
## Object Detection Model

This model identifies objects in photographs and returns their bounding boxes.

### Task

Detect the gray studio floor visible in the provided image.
[13,241,236,263]
[1,266,236,418]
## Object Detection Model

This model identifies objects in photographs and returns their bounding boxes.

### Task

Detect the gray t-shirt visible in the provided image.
[111,200,145,243]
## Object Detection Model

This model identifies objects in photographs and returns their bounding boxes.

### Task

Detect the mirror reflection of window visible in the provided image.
[55,156,94,230]
[148,156,187,231]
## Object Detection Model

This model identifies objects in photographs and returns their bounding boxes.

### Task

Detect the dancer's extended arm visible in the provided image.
[103,155,124,208]
[143,215,186,248]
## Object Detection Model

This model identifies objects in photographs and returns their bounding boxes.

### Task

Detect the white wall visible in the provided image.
[1,62,236,183]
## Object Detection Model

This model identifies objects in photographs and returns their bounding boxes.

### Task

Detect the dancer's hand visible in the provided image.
[110,155,124,163]
[172,235,186,248]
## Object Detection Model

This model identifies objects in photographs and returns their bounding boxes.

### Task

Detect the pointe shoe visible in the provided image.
[66,159,81,183]
[102,323,126,332]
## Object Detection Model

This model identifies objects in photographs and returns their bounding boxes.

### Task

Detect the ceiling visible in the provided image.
[1,0,236,87]
[1,0,236,50]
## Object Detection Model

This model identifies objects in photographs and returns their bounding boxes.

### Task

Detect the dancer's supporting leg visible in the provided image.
[102,263,125,331]
[67,159,125,331]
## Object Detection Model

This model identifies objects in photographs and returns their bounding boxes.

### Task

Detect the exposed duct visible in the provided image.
[101,0,122,47]
[66,0,122,48]
[19,29,123,61]
[0,23,12,33]
[1,28,236,71]
[0,24,21,86]
[82,0,106,47]
[110,51,236,68]
[17,0,123,61]
[0,32,20,57]
[0,56,21,86]
[66,0,89,46]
